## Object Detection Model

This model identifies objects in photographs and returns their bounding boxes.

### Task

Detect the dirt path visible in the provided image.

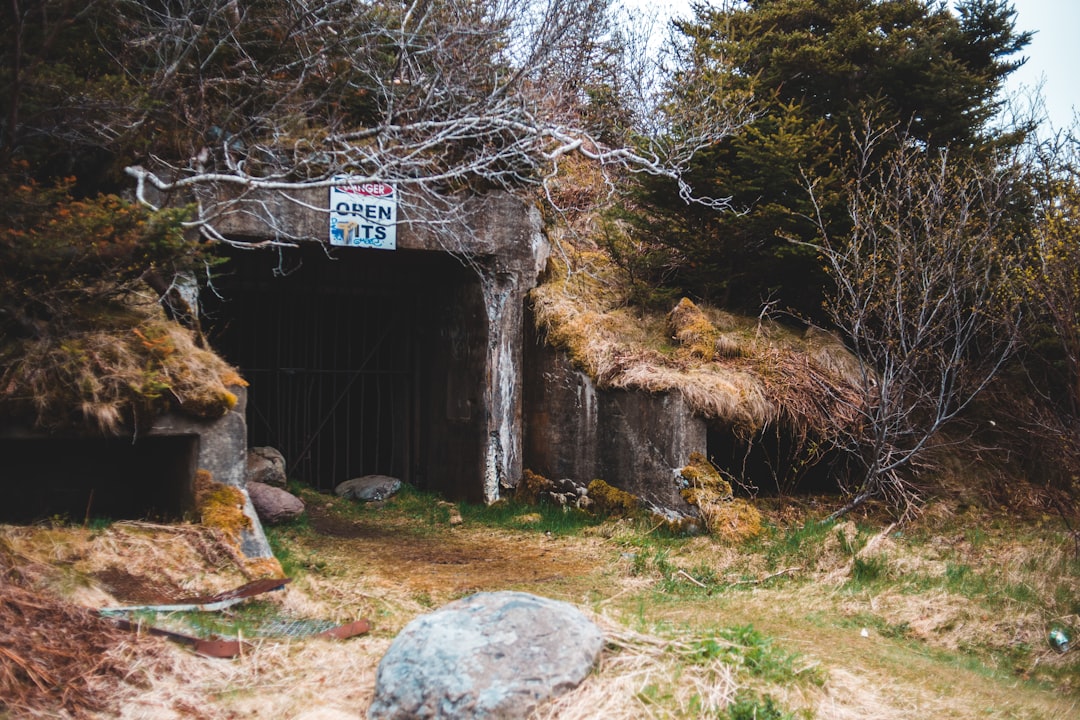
[3,497,1078,719]
[301,502,615,601]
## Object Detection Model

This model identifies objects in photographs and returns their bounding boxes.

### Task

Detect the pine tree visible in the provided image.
[630,0,1032,318]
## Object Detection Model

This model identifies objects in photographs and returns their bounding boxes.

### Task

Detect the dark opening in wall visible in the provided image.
[0,435,199,522]
[204,244,488,501]
[706,424,849,497]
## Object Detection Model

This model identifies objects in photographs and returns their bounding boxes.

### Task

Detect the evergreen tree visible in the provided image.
[629,0,1031,318]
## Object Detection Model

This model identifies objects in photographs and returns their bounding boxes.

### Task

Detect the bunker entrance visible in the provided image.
[0,435,199,522]
[204,245,487,501]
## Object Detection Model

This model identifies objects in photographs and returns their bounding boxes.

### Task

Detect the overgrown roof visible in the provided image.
[532,177,864,441]
[0,296,244,435]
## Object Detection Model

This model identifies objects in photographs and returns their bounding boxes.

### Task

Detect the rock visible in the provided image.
[247,481,305,524]
[246,446,287,487]
[368,591,603,720]
[334,475,402,502]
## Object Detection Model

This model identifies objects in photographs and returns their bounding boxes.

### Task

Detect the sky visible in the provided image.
[622,0,1079,133]
[1008,0,1079,132]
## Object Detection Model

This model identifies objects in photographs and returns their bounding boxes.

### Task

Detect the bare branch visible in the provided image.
[803,126,1024,517]
[110,0,754,243]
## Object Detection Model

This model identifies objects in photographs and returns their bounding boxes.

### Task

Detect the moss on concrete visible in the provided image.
[193,469,251,540]
[586,479,641,518]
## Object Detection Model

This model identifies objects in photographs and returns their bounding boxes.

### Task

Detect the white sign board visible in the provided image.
[329,180,397,250]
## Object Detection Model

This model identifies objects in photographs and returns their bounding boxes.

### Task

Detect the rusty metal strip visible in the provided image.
[99,578,291,615]
[108,618,252,658]
[315,618,371,640]
[191,638,250,659]
[185,577,292,604]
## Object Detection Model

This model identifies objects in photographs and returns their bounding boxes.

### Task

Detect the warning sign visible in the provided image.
[329,180,397,249]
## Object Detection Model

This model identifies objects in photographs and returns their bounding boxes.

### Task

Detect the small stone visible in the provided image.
[245,446,287,487]
[334,475,402,502]
[246,481,304,524]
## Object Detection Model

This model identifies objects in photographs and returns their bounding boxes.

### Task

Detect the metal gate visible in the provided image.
[208,249,419,491]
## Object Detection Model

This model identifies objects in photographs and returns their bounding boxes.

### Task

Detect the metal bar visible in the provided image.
[342,294,350,485]
[100,578,291,615]
[287,325,393,479]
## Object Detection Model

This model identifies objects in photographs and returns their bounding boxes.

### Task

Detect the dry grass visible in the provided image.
[668,298,721,362]
[533,621,739,720]
[0,522,250,602]
[0,294,244,434]
[0,534,175,718]
[0,520,390,720]
[3,486,1079,719]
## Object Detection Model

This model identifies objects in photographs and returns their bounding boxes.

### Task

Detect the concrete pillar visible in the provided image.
[149,386,273,559]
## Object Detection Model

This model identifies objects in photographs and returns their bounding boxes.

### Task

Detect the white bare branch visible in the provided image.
[111,0,754,244]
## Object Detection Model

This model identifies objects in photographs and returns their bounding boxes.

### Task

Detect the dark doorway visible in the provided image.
[204,245,488,500]
[706,424,848,497]
[0,435,199,522]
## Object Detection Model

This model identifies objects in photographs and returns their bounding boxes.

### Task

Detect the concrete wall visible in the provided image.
[523,338,706,512]
[148,386,273,559]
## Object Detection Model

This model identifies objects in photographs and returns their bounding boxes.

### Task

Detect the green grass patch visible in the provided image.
[850,554,890,585]
[369,485,450,525]
[623,621,816,718]
[760,520,838,570]
[724,692,795,720]
[264,521,328,577]
[456,498,600,535]
[715,624,824,685]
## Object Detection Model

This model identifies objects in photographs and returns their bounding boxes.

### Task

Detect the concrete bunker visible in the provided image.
[523,318,851,505]
[210,192,549,504]
[0,386,272,559]
[522,332,705,512]
[0,191,543,552]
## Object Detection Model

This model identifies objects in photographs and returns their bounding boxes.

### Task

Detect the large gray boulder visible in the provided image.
[335,475,402,502]
[247,481,305,524]
[368,591,603,720]
[246,446,288,487]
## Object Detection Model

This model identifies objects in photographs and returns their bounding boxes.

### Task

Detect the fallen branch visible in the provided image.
[731,566,801,586]
[676,569,708,588]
